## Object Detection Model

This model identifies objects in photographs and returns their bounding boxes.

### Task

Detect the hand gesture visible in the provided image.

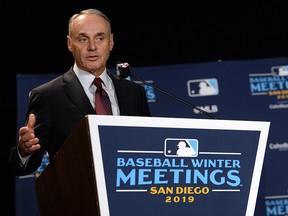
[18,113,41,156]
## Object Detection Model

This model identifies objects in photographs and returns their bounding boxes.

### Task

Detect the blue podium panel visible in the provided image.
[88,115,270,216]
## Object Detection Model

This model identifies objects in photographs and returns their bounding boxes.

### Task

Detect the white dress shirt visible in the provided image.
[73,64,120,115]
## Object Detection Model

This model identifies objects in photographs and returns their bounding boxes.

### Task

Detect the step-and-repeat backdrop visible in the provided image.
[16,57,288,216]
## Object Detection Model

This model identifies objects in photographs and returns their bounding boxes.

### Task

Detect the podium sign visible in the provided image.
[35,115,270,215]
[87,115,270,216]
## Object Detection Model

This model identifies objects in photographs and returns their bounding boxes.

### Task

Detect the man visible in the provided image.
[9,8,151,176]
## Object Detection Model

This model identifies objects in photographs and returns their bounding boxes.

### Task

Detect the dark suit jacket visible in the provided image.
[9,67,151,176]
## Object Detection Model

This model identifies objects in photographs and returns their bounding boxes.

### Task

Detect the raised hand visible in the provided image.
[18,113,41,156]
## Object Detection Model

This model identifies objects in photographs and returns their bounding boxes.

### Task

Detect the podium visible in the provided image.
[35,115,270,216]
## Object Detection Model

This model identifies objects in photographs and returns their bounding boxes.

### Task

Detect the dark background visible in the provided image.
[4,1,287,215]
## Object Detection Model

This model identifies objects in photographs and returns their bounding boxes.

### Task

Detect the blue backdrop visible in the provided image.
[16,57,288,216]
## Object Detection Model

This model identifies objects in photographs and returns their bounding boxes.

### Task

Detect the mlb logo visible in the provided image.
[187,78,219,97]
[164,138,198,157]
[271,65,288,76]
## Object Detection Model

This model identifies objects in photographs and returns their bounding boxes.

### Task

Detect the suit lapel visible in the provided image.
[63,69,95,115]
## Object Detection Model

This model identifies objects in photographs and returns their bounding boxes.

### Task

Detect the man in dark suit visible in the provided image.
[9,8,151,176]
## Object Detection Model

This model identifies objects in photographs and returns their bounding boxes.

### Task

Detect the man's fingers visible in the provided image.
[19,131,35,143]
[20,142,41,156]
[18,113,39,156]
[27,113,36,128]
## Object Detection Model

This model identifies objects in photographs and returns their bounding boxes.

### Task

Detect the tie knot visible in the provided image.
[93,77,102,88]
[93,77,107,96]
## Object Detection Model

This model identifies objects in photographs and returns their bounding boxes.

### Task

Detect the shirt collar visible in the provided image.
[73,63,110,89]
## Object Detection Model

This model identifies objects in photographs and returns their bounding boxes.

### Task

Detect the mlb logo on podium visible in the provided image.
[271,65,288,76]
[164,138,198,157]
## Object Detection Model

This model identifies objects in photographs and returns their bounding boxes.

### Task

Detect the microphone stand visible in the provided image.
[117,63,217,119]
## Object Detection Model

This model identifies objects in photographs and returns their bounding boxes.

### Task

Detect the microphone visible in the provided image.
[116,62,217,119]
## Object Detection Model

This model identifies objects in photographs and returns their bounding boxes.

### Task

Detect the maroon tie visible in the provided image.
[93,77,113,115]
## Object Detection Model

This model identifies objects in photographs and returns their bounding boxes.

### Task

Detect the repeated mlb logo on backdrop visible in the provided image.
[187,78,219,97]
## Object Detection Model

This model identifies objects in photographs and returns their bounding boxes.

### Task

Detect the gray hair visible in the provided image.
[68,8,112,36]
